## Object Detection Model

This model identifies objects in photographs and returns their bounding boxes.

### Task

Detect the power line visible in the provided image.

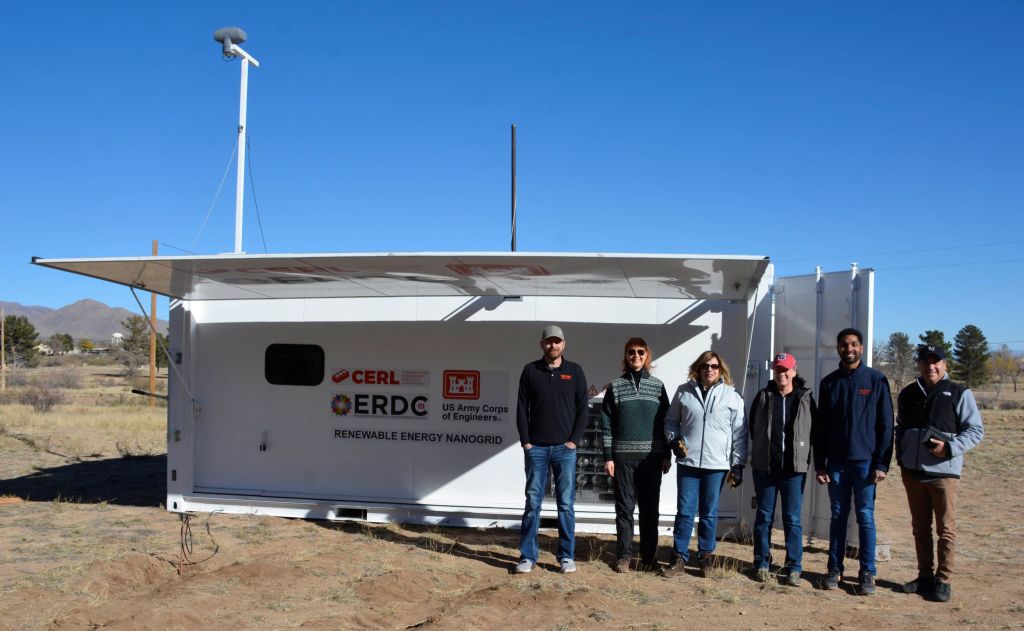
[245,137,269,254]
[191,140,239,251]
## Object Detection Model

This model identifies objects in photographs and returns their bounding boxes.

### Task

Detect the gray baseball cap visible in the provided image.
[540,325,565,341]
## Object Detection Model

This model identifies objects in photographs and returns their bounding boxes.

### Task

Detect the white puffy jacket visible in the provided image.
[664,379,747,470]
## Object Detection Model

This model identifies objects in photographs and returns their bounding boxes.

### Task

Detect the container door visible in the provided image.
[772,266,875,545]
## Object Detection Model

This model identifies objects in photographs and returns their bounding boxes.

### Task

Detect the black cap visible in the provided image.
[917,345,947,361]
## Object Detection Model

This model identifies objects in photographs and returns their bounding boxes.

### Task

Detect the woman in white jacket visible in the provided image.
[661,350,747,578]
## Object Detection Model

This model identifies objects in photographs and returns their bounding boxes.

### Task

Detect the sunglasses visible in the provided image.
[700,363,721,371]
[626,349,647,357]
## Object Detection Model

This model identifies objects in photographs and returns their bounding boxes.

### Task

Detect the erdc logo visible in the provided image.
[331,393,428,418]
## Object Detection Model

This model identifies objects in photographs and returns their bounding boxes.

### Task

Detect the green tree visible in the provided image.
[880,332,917,390]
[918,330,953,360]
[952,324,990,388]
[80,339,95,352]
[990,345,1021,393]
[3,315,39,366]
[56,333,74,353]
[118,316,168,372]
[46,333,74,355]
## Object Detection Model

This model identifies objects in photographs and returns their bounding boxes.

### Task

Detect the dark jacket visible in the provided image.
[516,358,589,446]
[599,370,670,461]
[895,376,984,478]
[812,362,894,472]
[748,377,816,473]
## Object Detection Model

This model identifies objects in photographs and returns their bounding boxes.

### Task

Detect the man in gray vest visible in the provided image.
[895,345,984,602]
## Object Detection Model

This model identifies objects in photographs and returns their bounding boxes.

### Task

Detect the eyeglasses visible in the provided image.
[700,363,721,371]
[626,349,647,357]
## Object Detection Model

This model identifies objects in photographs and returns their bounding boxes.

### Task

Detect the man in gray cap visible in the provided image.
[895,344,984,602]
[514,324,589,574]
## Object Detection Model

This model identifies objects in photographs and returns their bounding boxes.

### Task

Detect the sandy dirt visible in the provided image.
[0,376,1022,630]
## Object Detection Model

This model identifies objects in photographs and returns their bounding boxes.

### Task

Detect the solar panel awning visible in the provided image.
[32,252,770,301]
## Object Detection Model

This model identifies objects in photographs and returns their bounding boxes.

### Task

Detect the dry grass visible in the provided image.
[0,367,1022,630]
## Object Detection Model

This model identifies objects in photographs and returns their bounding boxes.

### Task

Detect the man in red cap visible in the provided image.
[747,353,817,586]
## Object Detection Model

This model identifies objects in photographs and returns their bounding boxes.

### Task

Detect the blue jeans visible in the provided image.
[519,444,577,563]
[672,466,727,561]
[827,460,877,576]
[752,470,807,572]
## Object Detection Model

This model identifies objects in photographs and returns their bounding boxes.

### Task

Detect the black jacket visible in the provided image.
[516,358,589,446]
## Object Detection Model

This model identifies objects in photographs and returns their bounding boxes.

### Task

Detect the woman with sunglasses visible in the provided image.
[747,353,816,587]
[661,350,747,578]
[599,337,671,572]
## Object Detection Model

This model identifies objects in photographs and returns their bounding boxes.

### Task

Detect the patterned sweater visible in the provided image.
[599,370,671,461]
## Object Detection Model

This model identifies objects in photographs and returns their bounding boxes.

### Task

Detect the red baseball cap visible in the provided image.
[772,353,797,370]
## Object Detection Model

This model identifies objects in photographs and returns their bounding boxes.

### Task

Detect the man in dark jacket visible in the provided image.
[748,353,816,586]
[896,345,984,603]
[514,325,589,574]
[812,328,893,595]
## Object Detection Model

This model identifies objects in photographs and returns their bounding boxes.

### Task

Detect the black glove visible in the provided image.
[727,466,744,488]
[671,438,688,459]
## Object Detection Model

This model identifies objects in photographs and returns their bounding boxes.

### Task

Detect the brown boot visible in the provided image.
[614,558,630,573]
[660,556,686,578]
[699,555,714,578]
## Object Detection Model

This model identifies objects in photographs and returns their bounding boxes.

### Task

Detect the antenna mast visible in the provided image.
[213,27,260,254]
[511,124,517,252]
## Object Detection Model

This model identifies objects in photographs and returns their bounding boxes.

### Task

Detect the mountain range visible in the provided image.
[0,299,169,343]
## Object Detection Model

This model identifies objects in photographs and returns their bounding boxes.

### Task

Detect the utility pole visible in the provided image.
[149,241,158,407]
[1,308,5,391]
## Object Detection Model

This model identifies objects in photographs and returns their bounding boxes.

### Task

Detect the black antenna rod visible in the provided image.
[511,123,517,252]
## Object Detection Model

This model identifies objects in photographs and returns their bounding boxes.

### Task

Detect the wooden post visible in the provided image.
[149,241,158,407]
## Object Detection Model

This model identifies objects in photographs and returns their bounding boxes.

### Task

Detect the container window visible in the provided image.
[265,344,325,386]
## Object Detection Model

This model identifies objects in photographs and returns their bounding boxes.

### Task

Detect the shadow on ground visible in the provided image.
[0,455,166,507]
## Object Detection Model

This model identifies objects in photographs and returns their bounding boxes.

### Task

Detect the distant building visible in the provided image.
[34,344,54,356]
[110,332,124,347]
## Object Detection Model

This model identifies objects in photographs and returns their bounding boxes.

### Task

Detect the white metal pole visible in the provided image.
[234,57,250,254]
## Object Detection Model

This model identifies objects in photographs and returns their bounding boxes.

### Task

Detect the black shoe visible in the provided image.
[660,557,685,578]
[902,575,935,595]
[637,558,659,572]
[857,571,876,596]
[822,570,841,590]
[933,581,952,602]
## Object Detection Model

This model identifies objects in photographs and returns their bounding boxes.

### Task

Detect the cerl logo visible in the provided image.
[332,369,401,385]
[443,370,480,400]
[333,393,429,418]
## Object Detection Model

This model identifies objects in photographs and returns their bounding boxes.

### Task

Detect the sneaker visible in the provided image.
[660,556,686,578]
[754,567,772,583]
[699,555,714,578]
[784,570,801,587]
[822,570,841,590]
[614,558,630,573]
[857,571,876,596]
[514,559,534,574]
[560,559,577,574]
[901,575,934,595]
[933,581,952,602]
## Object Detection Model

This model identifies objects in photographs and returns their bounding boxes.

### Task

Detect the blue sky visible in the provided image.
[2,1,1022,350]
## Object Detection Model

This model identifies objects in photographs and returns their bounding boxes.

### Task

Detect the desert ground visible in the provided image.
[0,364,1022,630]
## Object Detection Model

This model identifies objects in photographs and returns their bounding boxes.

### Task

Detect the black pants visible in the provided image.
[612,454,664,562]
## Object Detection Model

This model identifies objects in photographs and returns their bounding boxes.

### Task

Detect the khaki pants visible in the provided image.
[901,470,959,583]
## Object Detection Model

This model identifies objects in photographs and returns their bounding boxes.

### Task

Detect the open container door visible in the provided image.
[772,265,875,545]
